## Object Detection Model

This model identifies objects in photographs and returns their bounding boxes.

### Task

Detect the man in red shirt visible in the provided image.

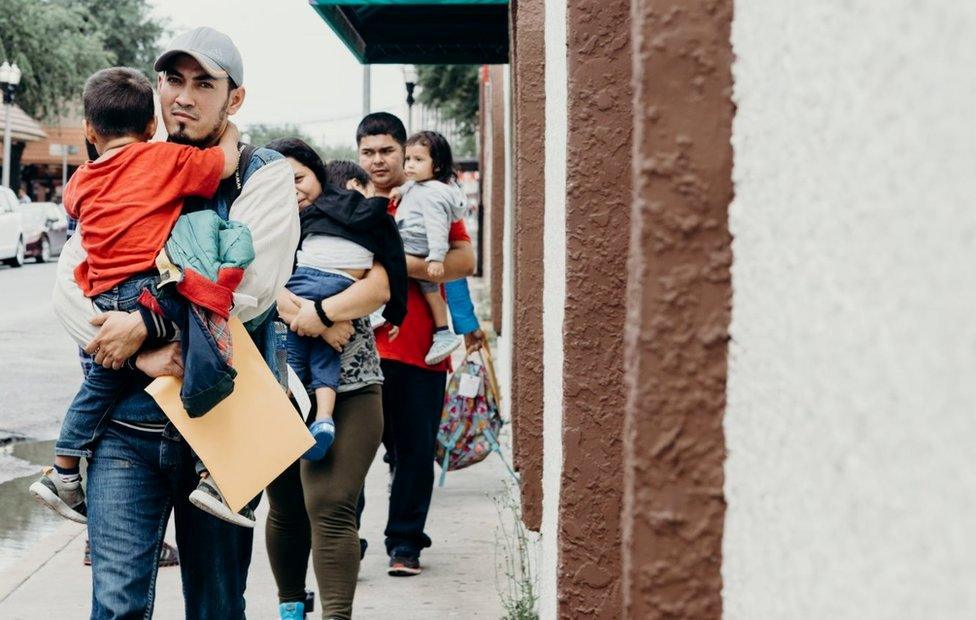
[357,113,476,575]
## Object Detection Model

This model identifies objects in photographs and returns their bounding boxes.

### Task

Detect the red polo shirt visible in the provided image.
[375,203,470,372]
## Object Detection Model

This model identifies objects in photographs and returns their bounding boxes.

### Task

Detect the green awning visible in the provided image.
[309,0,509,64]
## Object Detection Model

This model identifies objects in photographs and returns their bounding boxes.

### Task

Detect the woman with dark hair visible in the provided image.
[265,138,331,208]
[265,138,392,620]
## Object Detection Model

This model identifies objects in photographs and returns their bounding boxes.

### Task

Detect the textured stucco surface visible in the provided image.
[726,2,976,618]
[623,1,733,618]
[558,0,631,616]
[540,0,567,614]
[510,0,546,532]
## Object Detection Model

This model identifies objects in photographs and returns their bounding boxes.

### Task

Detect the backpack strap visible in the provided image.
[226,142,257,204]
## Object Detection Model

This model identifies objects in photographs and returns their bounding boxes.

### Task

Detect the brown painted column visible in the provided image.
[558,0,632,616]
[488,65,506,337]
[621,1,734,618]
[509,0,545,531]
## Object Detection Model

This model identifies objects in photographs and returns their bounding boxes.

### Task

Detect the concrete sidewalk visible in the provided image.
[0,446,512,618]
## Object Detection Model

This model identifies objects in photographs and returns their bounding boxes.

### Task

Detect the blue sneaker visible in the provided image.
[303,419,336,461]
[278,601,305,619]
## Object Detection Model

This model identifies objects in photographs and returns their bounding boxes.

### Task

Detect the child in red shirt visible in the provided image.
[29,67,245,526]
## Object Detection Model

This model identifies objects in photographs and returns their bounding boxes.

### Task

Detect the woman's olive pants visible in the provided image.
[265,384,383,620]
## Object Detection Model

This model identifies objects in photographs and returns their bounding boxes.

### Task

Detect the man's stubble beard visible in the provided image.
[168,102,229,147]
[373,167,406,196]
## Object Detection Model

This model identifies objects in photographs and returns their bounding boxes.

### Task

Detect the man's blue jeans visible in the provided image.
[87,420,258,619]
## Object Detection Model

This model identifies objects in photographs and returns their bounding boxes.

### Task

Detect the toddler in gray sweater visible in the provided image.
[391,131,467,365]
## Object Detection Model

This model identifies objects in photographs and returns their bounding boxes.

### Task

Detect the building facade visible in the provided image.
[485,1,976,618]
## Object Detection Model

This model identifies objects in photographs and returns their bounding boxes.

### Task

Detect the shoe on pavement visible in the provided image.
[360,537,368,560]
[388,555,422,577]
[278,601,305,619]
[29,467,87,524]
[188,476,255,529]
[302,418,336,461]
[424,330,461,366]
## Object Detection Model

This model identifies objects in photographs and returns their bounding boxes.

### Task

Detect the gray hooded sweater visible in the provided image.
[395,179,467,262]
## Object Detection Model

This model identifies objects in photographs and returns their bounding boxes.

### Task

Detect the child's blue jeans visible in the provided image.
[285,267,355,392]
[55,273,160,459]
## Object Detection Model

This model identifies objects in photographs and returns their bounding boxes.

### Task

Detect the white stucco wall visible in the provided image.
[725,2,976,618]
[539,0,567,615]
[498,65,515,425]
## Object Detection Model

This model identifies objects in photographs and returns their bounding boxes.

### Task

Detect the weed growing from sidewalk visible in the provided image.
[493,482,539,620]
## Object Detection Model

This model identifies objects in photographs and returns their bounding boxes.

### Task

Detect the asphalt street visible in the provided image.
[0,261,81,446]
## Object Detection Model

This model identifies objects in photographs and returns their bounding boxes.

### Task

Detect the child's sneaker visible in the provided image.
[303,419,336,461]
[369,306,387,330]
[278,601,305,619]
[28,467,87,524]
[188,476,255,528]
[424,330,462,365]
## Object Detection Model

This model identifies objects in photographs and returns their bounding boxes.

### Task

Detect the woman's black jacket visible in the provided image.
[298,185,407,325]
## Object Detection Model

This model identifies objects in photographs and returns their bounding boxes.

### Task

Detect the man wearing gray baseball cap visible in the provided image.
[155,26,245,88]
[154,26,246,147]
[52,26,300,619]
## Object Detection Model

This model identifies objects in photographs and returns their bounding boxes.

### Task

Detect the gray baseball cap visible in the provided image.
[154,26,243,86]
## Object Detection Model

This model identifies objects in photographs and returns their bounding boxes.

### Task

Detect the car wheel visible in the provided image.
[36,236,51,263]
[4,238,25,268]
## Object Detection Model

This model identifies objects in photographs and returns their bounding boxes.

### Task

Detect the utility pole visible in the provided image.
[362,65,371,117]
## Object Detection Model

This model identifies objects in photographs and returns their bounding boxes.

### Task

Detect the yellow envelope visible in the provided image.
[145,318,314,512]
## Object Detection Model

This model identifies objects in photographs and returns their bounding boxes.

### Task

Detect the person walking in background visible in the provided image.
[356,112,477,576]
[279,142,406,466]
[265,139,398,620]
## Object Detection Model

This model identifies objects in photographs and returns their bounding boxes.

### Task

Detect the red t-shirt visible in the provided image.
[64,141,224,296]
[375,207,471,372]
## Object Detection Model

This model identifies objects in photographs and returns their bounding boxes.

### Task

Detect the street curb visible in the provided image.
[0,521,85,604]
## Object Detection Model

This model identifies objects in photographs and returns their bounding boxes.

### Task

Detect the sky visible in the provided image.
[149,0,416,148]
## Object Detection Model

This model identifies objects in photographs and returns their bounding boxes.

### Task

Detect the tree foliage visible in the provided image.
[245,123,357,163]
[81,0,167,78]
[0,0,164,121]
[416,65,479,155]
[0,0,110,120]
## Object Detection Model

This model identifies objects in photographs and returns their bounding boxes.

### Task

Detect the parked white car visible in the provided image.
[0,186,25,268]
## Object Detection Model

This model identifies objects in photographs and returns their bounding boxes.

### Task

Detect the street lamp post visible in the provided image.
[0,61,23,189]
[403,65,418,135]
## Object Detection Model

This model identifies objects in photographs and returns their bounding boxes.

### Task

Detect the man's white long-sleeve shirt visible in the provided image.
[53,154,300,347]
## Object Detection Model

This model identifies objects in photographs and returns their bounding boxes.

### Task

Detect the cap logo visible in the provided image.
[202,48,225,61]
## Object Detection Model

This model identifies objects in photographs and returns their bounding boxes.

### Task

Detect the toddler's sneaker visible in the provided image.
[29,467,87,524]
[278,601,305,619]
[303,419,336,461]
[424,330,462,365]
[369,306,387,330]
[188,476,255,528]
